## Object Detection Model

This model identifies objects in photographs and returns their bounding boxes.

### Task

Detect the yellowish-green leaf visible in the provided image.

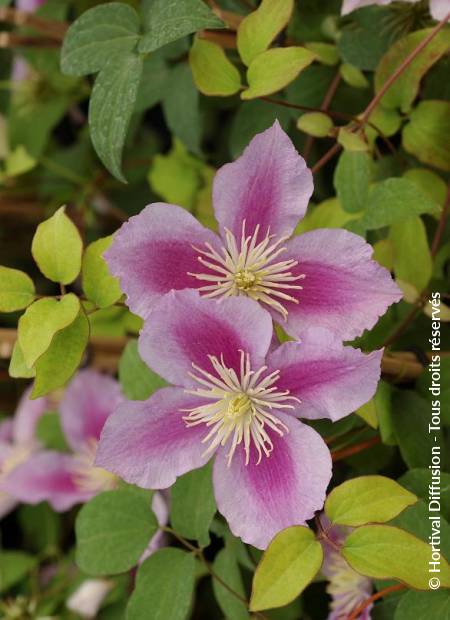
[0,266,35,312]
[32,310,89,398]
[9,341,35,379]
[337,127,369,152]
[355,399,378,429]
[250,526,323,611]
[403,168,447,208]
[375,28,450,112]
[189,37,241,97]
[294,198,361,234]
[305,42,339,66]
[242,47,316,100]
[372,239,394,271]
[18,294,80,368]
[402,100,450,172]
[237,0,294,66]
[325,476,417,527]
[297,112,333,137]
[390,216,432,291]
[31,206,83,285]
[340,63,369,88]
[343,525,450,589]
[82,235,122,308]
[5,145,36,177]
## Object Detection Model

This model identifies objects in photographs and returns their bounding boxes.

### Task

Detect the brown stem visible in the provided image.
[347,584,406,620]
[311,142,341,175]
[331,436,381,462]
[0,32,60,48]
[303,72,341,161]
[315,514,341,552]
[0,6,67,40]
[359,11,450,125]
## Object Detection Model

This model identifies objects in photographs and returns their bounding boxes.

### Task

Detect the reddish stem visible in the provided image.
[331,436,380,462]
[347,584,406,620]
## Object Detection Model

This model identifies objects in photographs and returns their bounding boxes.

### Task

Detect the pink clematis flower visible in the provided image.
[341,0,448,21]
[96,290,383,549]
[2,369,123,511]
[105,122,401,342]
[0,387,49,518]
[320,516,373,619]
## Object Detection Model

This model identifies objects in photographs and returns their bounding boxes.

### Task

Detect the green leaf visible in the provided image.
[18,294,80,368]
[18,503,61,553]
[242,47,316,100]
[139,0,223,53]
[402,100,450,172]
[170,462,216,546]
[395,590,450,620]
[31,309,89,398]
[237,0,294,66]
[32,207,83,285]
[304,42,339,66]
[333,151,372,213]
[374,28,450,112]
[390,216,432,291]
[399,469,450,522]
[340,62,369,88]
[5,145,36,177]
[9,341,35,379]
[60,2,141,76]
[0,551,37,593]
[296,112,333,137]
[127,548,196,620]
[119,340,167,400]
[162,63,201,154]
[82,235,122,309]
[250,526,323,611]
[337,127,369,152]
[391,390,441,469]
[403,168,447,207]
[189,38,241,97]
[360,178,439,230]
[295,197,361,234]
[0,266,35,312]
[342,524,450,589]
[89,52,143,182]
[325,476,417,527]
[76,490,158,575]
[36,412,69,452]
[134,53,169,113]
[212,548,249,620]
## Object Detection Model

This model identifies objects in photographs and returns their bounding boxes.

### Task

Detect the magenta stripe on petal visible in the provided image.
[96,387,210,489]
[213,121,313,241]
[104,203,220,319]
[213,413,331,549]
[138,290,272,388]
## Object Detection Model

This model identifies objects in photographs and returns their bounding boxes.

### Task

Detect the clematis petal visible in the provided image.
[282,228,402,341]
[268,328,383,422]
[13,385,49,444]
[213,413,331,549]
[138,289,273,388]
[1,451,93,511]
[140,492,169,563]
[341,0,393,14]
[0,491,18,519]
[0,419,13,442]
[213,121,313,241]
[430,0,449,20]
[60,369,123,452]
[104,203,220,319]
[96,387,211,489]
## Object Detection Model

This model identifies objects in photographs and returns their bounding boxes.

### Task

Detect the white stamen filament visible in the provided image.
[188,221,305,320]
[182,351,299,466]
[72,438,117,493]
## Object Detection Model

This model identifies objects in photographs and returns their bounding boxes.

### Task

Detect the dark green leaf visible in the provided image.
[212,547,249,620]
[127,548,196,620]
[163,63,201,155]
[89,53,144,182]
[119,340,167,400]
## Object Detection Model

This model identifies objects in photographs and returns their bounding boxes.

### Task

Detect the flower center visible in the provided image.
[188,221,305,320]
[182,351,299,466]
[72,438,118,493]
